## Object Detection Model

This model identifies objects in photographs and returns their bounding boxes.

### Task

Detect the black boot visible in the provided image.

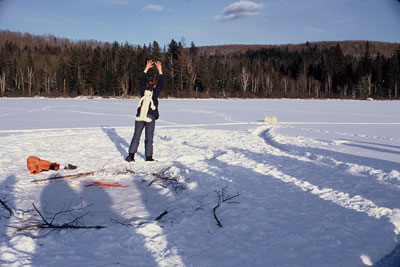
[49,163,60,171]
[145,156,155,161]
[125,153,135,162]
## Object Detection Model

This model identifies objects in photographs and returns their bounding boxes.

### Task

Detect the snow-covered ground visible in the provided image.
[0,98,400,267]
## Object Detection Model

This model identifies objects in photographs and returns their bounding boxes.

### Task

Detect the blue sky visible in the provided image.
[0,0,399,47]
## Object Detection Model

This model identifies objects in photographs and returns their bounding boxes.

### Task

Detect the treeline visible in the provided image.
[0,30,399,99]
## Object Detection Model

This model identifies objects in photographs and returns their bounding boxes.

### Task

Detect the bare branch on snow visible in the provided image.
[213,188,240,228]
[0,198,14,218]
[14,203,105,236]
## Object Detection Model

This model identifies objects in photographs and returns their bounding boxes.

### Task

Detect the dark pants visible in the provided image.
[128,115,156,157]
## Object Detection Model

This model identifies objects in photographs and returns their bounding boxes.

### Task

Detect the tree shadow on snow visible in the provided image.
[375,243,400,267]
[203,149,397,266]
[343,142,400,155]
[265,132,400,177]
[170,140,392,266]
[262,129,400,195]
[317,138,400,156]
[227,130,400,266]
[342,139,400,151]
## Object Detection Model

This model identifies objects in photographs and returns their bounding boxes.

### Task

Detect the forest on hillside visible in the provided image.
[0,30,399,99]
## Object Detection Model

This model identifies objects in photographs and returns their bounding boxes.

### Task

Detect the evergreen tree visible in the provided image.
[56,57,67,96]
[1,30,399,99]
[166,39,179,94]
[189,41,198,57]
[151,41,162,61]
[67,48,81,96]
[87,47,102,96]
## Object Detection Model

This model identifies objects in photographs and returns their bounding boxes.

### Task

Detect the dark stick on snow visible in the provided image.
[32,203,49,225]
[154,210,168,221]
[213,192,240,228]
[0,199,13,217]
[31,167,136,184]
[31,171,95,183]
[213,203,223,228]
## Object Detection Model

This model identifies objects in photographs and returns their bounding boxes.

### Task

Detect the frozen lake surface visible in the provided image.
[1,97,400,266]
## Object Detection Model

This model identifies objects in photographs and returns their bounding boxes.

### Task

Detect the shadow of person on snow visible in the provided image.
[101,126,146,161]
[31,181,84,264]
[103,125,191,264]
[129,164,190,266]
[0,175,15,219]
[101,127,130,158]
[0,175,16,265]
[31,179,157,266]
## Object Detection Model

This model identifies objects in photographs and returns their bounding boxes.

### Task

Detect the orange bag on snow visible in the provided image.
[27,156,60,174]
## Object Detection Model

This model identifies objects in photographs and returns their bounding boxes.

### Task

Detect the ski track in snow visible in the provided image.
[1,98,400,267]
[261,127,400,190]
[284,125,400,143]
[253,126,400,230]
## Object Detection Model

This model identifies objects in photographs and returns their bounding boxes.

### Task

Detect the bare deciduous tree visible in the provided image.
[0,72,6,96]
[187,59,197,96]
[121,72,129,97]
[240,67,250,93]
[27,67,33,97]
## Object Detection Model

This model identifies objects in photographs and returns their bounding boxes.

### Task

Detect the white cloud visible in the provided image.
[142,4,163,12]
[215,1,263,21]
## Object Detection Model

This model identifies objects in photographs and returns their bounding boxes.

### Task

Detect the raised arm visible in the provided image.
[154,61,164,97]
[144,60,154,74]
[139,60,154,95]
[155,61,163,75]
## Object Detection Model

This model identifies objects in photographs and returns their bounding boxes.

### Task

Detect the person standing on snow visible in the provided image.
[126,60,164,162]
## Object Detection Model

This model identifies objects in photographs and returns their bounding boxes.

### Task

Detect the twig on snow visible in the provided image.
[147,167,186,193]
[213,188,240,228]
[213,202,223,228]
[154,210,168,221]
[31,171,95,183]
[110,218,148,227]
[31,166,136,184]
[0,198,13,217]
[120,168,136,175]
[110,210,169,227]
[14,203,105,235]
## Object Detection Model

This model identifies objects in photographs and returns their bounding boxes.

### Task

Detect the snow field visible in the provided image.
[1,98,400,266]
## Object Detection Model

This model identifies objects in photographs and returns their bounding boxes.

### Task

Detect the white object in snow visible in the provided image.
[136,90,156,122]
[264,116,278,123]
